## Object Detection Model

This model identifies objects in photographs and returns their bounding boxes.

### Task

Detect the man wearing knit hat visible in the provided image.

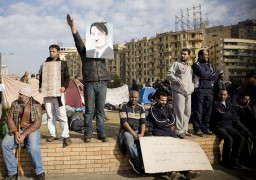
[1,86,45,180]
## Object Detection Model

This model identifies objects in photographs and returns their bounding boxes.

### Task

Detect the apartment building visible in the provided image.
[206,19,256,82]
[61,19,255,85]
[107,44,125,80]
[59,46,82,79]
[119,29,204,85]
[220,38,256,82]
[206,25,232,70]
[1,65,8,76]
[231,19,256,40]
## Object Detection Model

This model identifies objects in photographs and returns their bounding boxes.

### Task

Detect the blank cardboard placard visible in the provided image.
[140,136,213,173]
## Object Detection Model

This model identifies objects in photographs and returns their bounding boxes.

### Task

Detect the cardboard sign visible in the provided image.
[42,61,61,97]
[140,137,213,173]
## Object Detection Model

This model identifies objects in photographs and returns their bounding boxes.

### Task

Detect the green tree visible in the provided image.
[107,74,122,88]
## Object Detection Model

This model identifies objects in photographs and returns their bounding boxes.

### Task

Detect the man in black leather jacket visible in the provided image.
[67,14,111,143]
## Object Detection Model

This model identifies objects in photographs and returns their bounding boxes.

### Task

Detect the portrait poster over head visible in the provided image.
[86,21,114,59]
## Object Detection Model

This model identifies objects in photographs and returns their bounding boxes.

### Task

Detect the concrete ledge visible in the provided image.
[0,135,223,176]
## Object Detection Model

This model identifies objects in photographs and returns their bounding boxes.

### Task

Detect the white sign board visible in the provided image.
[106,84,129,106]
[140,137,213,173]
[42,61,61,97]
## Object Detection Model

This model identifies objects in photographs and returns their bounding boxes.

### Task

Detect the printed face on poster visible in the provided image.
[86,21,114,59]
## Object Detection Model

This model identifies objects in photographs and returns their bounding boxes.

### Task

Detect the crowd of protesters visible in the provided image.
[126,48,255,173]
[0,17,255,179]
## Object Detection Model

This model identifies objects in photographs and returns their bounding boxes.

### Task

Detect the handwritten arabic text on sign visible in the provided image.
[140,137,213,173]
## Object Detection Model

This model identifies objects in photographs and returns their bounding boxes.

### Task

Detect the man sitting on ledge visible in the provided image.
[210,89,248,169]
[119,90,145,174]
[148,91,200,179]
[1,87,45,180]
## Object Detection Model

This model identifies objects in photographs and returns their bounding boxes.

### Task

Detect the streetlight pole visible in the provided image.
[0,52,2,76]
[0,52,14,76]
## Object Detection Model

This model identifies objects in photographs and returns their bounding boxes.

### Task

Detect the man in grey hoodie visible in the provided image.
[167,48,194,139]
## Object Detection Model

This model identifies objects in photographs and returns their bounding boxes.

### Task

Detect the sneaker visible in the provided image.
[63,137,72,146]
[98,134,108,142]
[232,159,242,168]
[3,174,17,180]
[129,158,141,175]
[84,136,91,143]
[46,136,57,142]
[194,130,204,137]
[184,132,193,136]
[168,171,181,180]
[202,130,213,135]
[220,161,234,169]
[184,170,200,179]
[178,133,185,139]
[36,172,45,180]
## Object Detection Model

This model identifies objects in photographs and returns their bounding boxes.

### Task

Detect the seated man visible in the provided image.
[148,91,199,179]
[210,89,246,169]
[119,90,145,174]
[236,95,255,166]
[1,87,45,180]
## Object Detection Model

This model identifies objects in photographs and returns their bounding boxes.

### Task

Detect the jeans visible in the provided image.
[44,93,70,138]
[123,131,144,168]
[83,81,107,137]
[1,129,43,176]
[214,127,245,164]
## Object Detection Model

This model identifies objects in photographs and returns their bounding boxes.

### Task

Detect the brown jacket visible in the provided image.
[7,99,42,137]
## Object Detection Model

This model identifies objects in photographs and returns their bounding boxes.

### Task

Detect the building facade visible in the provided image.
[220,38,256,82]
[60,19,256,86]
[59,47,82,79]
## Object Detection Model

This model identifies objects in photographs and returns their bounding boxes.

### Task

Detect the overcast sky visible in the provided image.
[0,0,255,76]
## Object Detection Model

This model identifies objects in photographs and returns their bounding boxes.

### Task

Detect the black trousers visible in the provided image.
[192,89,213,131]
[214,127,245,164]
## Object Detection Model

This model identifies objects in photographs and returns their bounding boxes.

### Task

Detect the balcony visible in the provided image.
[157,65,165,68]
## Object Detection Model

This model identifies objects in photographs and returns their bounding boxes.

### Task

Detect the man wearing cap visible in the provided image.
[1,87,45,180]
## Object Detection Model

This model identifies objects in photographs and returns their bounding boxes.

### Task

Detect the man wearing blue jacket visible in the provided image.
[192,49,218,136]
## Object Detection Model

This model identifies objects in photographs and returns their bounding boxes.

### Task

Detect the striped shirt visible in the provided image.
[119,102,145,131]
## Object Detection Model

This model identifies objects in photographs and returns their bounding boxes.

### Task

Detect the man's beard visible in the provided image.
[18,98,26,107]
